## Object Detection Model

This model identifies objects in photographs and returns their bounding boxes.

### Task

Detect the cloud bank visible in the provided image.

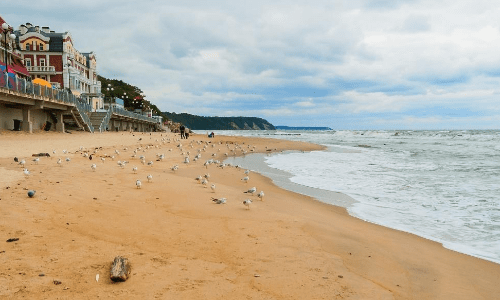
[4,0,500,129]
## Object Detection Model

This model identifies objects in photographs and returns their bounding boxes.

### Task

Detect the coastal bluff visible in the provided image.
[163,112,275,130]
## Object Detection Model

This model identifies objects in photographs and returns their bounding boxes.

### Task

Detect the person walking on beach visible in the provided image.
[180,125,186,139]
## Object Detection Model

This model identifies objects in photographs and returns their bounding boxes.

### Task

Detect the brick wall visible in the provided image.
[49,55,63,72]
[51,73,63,88]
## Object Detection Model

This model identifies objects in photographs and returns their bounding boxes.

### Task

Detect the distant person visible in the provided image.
[185,128,190,139]
[208,132,215,138]
[180,125,186,139]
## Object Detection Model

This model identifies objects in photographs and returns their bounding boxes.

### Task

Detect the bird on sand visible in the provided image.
[23,168,30,177]
[32,157,39,164]
[57,158,62,167]
[212,197,226,204]
[65,157,71,162]
[132,166,138,173]
[91,164,97,172]
[244,187,257,195]
[258,191,265,201]
[19,159,26,167]
[243,199,252,209]
[241,176,249,183]
[136,179,142,189]
[148,161,154,167]
[211,184,216,193]
[147,174,153,182]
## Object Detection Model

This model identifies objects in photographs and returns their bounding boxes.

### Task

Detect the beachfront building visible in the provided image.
[14,23,103,110]
[0,16,30,79]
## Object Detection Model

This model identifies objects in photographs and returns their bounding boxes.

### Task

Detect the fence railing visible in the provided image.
[0,73,91,108]
[111,106,158,123]
[99,109,112,133]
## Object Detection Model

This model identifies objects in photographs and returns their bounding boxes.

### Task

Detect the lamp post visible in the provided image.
[1,22,17,74]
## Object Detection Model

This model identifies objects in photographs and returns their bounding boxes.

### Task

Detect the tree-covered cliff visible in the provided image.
[163,112,275,130]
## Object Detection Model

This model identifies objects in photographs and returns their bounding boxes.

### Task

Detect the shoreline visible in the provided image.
[224,150,500,266]
[1,131,499,299]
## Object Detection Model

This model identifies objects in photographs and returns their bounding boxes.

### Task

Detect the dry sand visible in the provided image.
[0,130,499,299]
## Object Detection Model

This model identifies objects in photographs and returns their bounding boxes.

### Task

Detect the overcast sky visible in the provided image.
[4,1,500,129]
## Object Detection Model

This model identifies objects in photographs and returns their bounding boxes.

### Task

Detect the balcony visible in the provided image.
[27,65,56,74]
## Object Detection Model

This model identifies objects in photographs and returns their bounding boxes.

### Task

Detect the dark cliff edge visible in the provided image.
[163,112,276,130]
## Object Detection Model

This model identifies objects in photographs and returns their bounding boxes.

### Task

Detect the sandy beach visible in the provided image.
[1,130,499,300]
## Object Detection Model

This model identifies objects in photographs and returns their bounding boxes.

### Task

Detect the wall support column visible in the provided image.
[22,107,33,133]
[56,111,65,132]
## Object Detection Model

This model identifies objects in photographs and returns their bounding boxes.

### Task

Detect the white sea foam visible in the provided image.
[217,130,500,264]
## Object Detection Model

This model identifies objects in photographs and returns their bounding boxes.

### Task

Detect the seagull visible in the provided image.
[23,168,30,177]
[171,165,178,172]
[184,157,190,164]
[132,166,138,174]
[19,159,26,167]
[91,164,97,172]
[204,173,210,180]
[147,161,154,167]
[32,157,39,164]
[201,179,208,186]
[62,149,67,154]
[244,187,257,195]
[244,170,250,175]
[57,158,62,167]
[258,191,265,201]
[211,197,226,204]
[147,174,153,182]
[211,184,216,193]
[243,199,252,209]
[136,179,142,189]
[65,157,71,162]
[101,157,105,163]
[241,176,249,183]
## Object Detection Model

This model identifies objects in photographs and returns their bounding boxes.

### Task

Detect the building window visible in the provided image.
[39,44,44,51]
[26,44,30,51]
[25,59,31,67]
[40,59,46,67]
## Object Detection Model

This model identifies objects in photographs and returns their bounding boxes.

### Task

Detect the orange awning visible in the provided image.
[33,78,52,88]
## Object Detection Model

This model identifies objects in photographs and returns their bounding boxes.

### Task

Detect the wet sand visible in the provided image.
[0,130,499,299]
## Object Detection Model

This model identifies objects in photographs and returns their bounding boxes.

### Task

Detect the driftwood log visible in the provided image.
[110,256,131,282]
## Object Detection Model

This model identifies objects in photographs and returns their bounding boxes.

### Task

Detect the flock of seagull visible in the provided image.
[16,134,268,210]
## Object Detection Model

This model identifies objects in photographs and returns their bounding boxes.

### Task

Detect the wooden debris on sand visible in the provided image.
[110,256,131,282]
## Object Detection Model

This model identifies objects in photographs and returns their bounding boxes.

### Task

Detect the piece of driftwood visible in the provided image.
[110,256,131,282]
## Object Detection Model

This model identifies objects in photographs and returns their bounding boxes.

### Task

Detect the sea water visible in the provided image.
[214,130,500,264]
